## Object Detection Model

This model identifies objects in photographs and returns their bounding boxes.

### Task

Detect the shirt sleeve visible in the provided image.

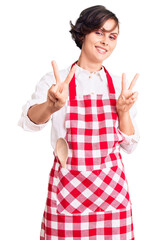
[18,72,55,131]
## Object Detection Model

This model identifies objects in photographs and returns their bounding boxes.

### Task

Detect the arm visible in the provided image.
[119,91,140,153]
[18,73,53,131]
[26,61,76,125]
[27,102,57,125]
[117,111,134,135]
[116,73,139,136]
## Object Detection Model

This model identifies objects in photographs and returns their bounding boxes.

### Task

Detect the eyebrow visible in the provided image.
[100,28,119,35]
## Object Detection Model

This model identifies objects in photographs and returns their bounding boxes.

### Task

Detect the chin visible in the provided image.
[95,55,109,64]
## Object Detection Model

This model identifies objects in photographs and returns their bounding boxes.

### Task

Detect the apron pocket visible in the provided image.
[57,166,130,215]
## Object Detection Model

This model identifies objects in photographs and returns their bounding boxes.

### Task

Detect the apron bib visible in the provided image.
[40,62,134,240]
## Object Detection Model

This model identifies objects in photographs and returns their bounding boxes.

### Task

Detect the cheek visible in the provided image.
[110,41,117,51]
[84,39,95,52]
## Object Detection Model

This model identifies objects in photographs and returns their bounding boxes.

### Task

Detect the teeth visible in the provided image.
[96,47,106,53]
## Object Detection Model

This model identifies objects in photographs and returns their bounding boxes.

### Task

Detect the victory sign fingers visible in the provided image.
[47,61,76,111]
[117,72,139,113]
[122,73,139,92]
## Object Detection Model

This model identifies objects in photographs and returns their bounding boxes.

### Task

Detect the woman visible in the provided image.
[19,5,139,240]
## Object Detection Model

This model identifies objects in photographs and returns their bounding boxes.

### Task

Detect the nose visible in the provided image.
[101,39,108,46]
[101,36,108,46]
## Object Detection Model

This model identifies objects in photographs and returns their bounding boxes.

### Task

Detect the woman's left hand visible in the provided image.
[116,73,139,114]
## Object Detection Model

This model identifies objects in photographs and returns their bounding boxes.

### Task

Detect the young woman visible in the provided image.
[19,5,139,240]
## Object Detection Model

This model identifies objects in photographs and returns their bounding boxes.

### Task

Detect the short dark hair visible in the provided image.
[69,5,119,49]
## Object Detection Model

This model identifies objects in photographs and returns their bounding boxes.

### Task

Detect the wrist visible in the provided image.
[117,110,130,119]
[45,100,61,114]
[117,111,135,135]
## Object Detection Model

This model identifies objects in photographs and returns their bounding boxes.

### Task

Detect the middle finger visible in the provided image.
[128,73,139,90]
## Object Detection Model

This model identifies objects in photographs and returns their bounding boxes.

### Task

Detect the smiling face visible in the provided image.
[80,18,119,66]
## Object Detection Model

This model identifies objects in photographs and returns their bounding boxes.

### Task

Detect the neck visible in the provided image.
[77,52,103,73]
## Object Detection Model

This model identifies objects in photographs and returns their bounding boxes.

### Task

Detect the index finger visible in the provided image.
[122,73,126,91]
[64,64,77,85]
[51,60,61,86]
[128,73,139,90]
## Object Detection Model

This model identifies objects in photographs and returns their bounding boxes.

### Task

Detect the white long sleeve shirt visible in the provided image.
[18,64,140,153]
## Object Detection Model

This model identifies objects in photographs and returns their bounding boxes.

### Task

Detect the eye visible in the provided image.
[109,34,117,40]
[95,30,104,36]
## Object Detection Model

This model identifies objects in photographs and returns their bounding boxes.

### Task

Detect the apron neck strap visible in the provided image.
[103,66,115,94]
[69,61,115,99]
[69,61,77,99]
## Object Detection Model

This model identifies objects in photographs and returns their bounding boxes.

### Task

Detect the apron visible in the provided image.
[40,62,135,240]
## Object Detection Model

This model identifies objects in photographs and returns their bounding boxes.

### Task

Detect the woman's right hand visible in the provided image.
[47,60,76,112]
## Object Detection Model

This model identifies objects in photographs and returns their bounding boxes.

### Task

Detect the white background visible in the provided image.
[0,0,157,239]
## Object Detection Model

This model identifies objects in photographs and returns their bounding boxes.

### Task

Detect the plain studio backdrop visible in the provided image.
[0,0,156,239]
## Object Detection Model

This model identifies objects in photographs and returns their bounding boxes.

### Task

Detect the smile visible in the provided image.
[95,46,107,55]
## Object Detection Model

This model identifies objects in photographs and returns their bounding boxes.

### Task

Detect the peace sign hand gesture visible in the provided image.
[116,73,139,114]
[47,61,76,112]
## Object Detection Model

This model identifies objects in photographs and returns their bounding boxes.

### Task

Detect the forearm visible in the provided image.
[117,111,134,136]
[27,101,58,125]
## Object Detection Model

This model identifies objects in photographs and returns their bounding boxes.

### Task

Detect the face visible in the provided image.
[81,19,119,64]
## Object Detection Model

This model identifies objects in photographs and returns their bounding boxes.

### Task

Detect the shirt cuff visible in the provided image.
[119,130,140,145]
[118,125,140,154]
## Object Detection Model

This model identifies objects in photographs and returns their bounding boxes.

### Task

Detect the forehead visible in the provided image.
[101,19,119,33]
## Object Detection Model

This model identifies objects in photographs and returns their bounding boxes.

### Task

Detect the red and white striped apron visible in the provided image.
[40,62,135,240]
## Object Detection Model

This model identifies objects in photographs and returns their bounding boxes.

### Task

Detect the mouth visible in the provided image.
[95,46,108,55]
